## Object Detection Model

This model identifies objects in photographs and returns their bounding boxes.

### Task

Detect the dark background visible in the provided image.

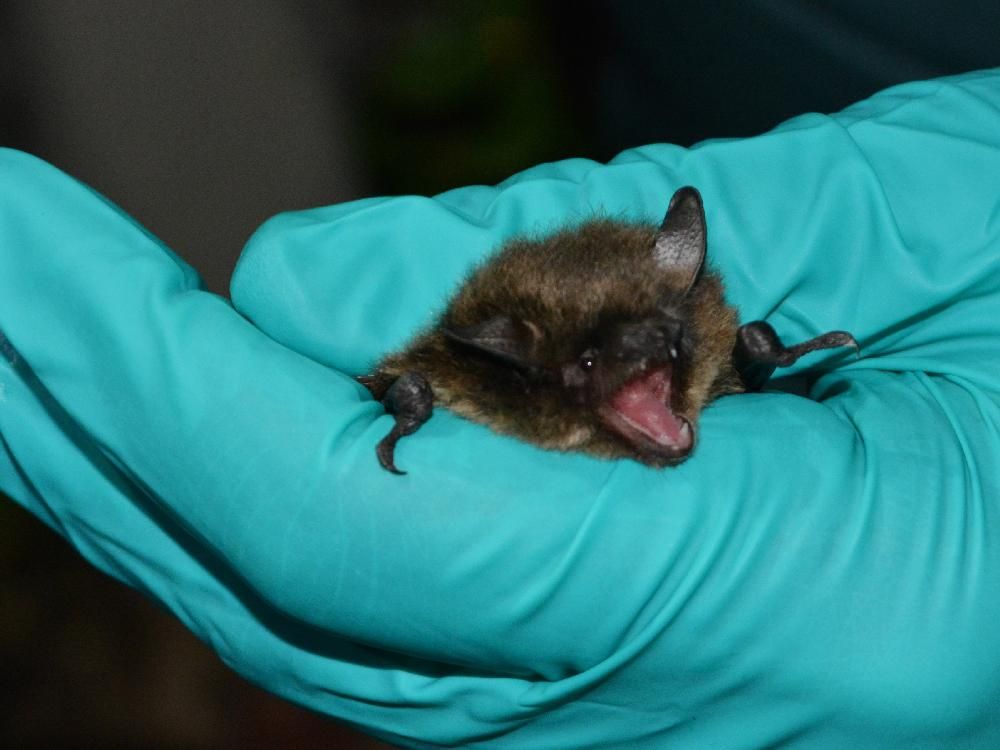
[2,1,997,746]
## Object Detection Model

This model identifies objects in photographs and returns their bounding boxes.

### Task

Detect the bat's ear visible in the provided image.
[652,186,706,295]
[443,315,543,369]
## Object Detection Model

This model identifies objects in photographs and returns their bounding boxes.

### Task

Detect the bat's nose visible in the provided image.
[610,319,682,361]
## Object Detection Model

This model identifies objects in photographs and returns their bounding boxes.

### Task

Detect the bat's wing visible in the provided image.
[734,321,857,391]
[358,371,434,474]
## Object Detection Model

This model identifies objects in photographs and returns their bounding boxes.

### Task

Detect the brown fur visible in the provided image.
[372,218,745,464]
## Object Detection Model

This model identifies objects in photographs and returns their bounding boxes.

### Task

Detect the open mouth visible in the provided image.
[598,363,693,461]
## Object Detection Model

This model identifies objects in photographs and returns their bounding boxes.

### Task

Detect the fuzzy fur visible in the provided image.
[370,218,745,464]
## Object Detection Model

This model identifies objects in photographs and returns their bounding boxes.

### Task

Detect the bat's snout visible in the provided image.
[606,319,683,363]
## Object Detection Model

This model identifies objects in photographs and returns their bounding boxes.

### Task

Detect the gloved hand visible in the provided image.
[3,68,1000,748]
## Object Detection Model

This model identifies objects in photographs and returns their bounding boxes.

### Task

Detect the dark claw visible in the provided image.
[376,426,407,475]
[734,321,857,391]
[371,371,434,474]
[780,330,858,364]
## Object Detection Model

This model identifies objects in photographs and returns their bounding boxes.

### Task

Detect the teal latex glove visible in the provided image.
[3,67,1000,748]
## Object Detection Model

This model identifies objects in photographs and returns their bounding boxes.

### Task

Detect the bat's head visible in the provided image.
[435,187,739,467]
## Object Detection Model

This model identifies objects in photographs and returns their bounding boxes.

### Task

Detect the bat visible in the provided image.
[358,187,856,473]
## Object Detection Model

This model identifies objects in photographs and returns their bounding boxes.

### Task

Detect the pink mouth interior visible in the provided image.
[604,365,692,452]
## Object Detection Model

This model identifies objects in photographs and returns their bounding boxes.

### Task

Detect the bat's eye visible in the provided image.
[579,349,599,371]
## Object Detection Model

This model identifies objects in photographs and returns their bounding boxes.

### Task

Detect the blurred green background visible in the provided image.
[2,0,997,746]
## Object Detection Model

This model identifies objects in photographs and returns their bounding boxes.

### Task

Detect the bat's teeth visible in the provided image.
[668,345,678,360]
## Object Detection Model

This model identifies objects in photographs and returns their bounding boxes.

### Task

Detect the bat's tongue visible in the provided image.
[607,366,692,450]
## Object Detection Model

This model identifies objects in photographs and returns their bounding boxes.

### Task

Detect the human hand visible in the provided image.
[4,68,1000,747]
